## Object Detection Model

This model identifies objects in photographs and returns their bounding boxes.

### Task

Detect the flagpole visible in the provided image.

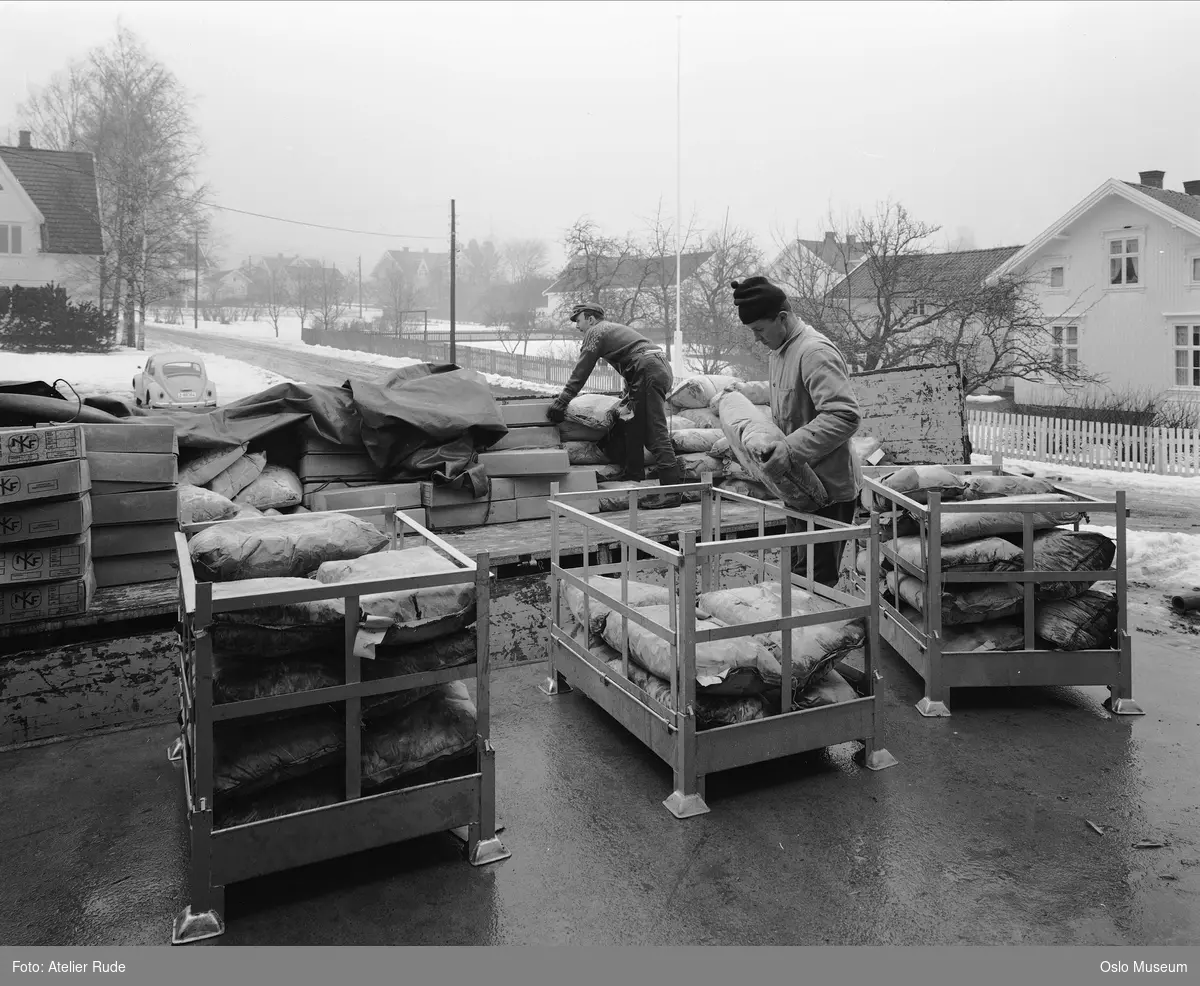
[672,13,684,379]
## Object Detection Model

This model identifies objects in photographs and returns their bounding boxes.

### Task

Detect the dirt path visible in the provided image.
[143,324,548,398]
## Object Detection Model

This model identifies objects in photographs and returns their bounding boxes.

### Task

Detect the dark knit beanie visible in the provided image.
[730,276,790,325]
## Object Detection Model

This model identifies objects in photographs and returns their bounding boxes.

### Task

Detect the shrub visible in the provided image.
[0,283,115,353]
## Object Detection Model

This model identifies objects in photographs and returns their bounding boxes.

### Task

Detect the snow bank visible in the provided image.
[971,454,1200,494]
[1080,525,1200,592]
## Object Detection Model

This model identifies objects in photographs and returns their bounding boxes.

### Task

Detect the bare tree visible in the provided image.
[687,211,766,375]
[641,199,702,363]
[487,238,551,355]
[261,262,290,338]
[314,263,351,331]
[372,262,420,336]
[557,217,656,328]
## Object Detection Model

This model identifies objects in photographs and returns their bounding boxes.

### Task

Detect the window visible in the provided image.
[162,361,202,377]
[1051,323,1079,367]
[1109,237,1139,285]
[1174,325,1200,387]
[1192,257,1200,283]
[1050,266,1064,288]
[0,224,21,254]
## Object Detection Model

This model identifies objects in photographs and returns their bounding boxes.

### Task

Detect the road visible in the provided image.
[143,324,549,398]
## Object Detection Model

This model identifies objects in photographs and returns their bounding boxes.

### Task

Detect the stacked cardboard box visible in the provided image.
[297,434,387,509]
[0,424,94,626]
[83,424,181,589]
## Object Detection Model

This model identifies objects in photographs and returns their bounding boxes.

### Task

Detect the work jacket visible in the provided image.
[559,320,660,402]
[768,320,863,506]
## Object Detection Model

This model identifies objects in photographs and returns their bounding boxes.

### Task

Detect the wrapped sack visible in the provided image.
[1035,590,1118,650]
[896,604,1028,651]
[675,453,724,481]
[594,463,625,481]
[214,708,344,802]
[365,627,477,673]
[882,494,1087,544]
[719,478,776,501]
[671,428,723,454]
[601,654,767,728]
[601,604,775,696]
[565,441,609,466]
[234,464,304,511]
[180,444,248,488]
[713,389,829,510]
[882,535,1025,574]
[565,576,672,641]
[709,436,733,460]
[361,681,478,791]
[565,394,623,432]
[558,419,609,442]
[696,583,864,692]
[1030,529,1116,600]
[723,459,753,482]
[894,575,1024,625]
[209,576,349,659]
[179,484,238,525]
[208,451,267,501]
[597,480,659,512]
[793,667,859,709]
[671,406,723,430]
[669,374,741,410]
[865,465,967,509]
[314,545,475,623]
[731,380,772,405]
[961,474,1058,500]
[233,504,264,519]
[189,512,389,581]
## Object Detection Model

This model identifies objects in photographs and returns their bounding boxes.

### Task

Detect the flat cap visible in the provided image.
[569,301,605,322]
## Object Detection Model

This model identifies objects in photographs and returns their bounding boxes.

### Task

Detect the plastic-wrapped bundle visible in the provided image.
[670,406,723,430]
[234,464,304,511]
[209,576,350,659]
[668,374,741,409]
[960,474,1058,500]
[564,441,609,466]
[696,582,864,693]
[564,394,623,432]
[713,389,829,510]
[894,575,1024,625]
[601,604,775,696]
[208,451,267,501]
[180,444,248,488]
[882,535,1025,574]
[719,478,775,500]
[361,681,478,790]
[596,480,659,512]
[364,627,478,674]
[670,428,723,454]
[214,709,344,802]
[600,653,768,728]
[180,484,238,525]
[793,667,859,709]
[1035,590,1118,650]
[1031,529,1116,600]
[709,436,734,460]
[730,380,772,405]
[313,546,475,624]
[189,512,389,581]
[864,465,968,509]
[675,453,724,481]
[558,420,609,442]
[881,494,1087,544]
[565,576,672,642]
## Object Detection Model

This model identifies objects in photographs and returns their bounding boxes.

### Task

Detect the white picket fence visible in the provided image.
[968,409,1200,477]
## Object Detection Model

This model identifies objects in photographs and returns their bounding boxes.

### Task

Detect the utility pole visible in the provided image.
[193,229,199,329]
[449,198,457,366]
[672,14,685,379]
[358,254,363,319]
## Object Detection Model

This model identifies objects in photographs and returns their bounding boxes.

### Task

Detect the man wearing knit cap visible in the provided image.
[547,301,683,507]
[730,276,863,586]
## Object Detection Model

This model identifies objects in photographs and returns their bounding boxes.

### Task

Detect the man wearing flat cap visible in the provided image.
[731,276,863,586]
[547,302,683,505]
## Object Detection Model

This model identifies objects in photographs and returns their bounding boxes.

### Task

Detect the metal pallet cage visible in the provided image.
[540,477,898,819]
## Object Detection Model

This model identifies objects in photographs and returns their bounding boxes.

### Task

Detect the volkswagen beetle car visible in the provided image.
[133,352,218,409]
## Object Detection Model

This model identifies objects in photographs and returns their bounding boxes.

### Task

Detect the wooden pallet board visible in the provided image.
[310,482,424,511]
[498,399,556,427]
[512,470,598,498]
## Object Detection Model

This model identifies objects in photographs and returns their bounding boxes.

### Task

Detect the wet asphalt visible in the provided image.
[2,590,1197,947]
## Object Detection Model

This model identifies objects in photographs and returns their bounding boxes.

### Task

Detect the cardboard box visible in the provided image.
[0,458,90,506]
[0,569,94,626]
[516,494,600,521]
[310,483,424,512]
[297,453,380,481]
[90,489,179,526]
[420,479,515,508]
[426,498,517,529]
[0,533,91,585]
[79,423,177,455]
[488,427,563,452]
[86,451,178,484]
[0,424,84,469]
[91,480,177,496]
[498,399,556,427]
[477,449,571,476]
[91,523,178,558]
[0,494,92,545]
[300,434,366,456]
[512,470,598,499]
[93,551,180,589]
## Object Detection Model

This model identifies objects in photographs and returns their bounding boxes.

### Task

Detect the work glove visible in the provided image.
[546,402,567,424]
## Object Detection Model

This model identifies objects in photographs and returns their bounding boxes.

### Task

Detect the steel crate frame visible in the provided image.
[857,454,1144,719]
[168,503,510,945]
[539,476,898,819]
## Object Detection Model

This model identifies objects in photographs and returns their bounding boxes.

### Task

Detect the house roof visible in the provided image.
[991,178,1200,282]
[544,250,714,296]
[830,245,1023,300]
[379,248,450,278]
[790,235,870,275]
[0,145,104,254]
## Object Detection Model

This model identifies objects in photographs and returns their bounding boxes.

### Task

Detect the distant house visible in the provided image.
[989,169,1200,405]
[370,247,450,312]
[248,254,344,303]
[768,231,869,287]
[208,268,254,302]
[0,130,104,297]
[542,250,714,323]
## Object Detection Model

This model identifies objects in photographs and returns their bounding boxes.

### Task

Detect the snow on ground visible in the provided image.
[966,394,1004,403]
[971,454,1200,494]
[1080,525,1200,593]
[9,348,290,404]
[148,311,494,344]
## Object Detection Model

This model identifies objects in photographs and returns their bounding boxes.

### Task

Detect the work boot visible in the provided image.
[640,464,683,510]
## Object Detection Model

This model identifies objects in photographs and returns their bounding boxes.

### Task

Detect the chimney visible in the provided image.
[1184,180,1200,198]
[18,130,31,149]
[402,246,409,252]
[823,231,836,245]
[846,234,857,247]
[1138,170,1165,189]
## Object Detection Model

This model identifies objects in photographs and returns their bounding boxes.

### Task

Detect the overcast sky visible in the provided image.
[4,0,1200,273]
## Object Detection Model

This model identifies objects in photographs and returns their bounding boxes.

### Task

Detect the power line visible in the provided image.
[18,152,446,240]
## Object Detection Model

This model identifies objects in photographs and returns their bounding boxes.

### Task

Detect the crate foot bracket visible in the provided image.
[1105,697,1145,716]
[468,836,513,867]
[166,736,183,764]
[538,674,572,696]
[860,747,899,771]
[663,791,710,819]
[915,697,951,718]
[171,905,224,946]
